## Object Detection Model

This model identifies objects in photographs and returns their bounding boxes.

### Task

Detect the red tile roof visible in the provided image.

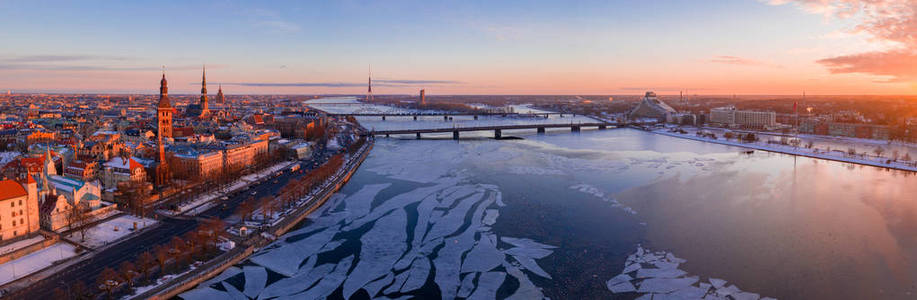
[0,180,26,200]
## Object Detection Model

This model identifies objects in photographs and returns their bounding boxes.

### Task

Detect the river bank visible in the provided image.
[650,129,917,172]
[136,138,375,299]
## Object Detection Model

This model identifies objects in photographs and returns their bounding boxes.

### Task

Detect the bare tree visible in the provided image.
[137,251,155,278]
[67,204,92,241]
[153,245,170,272]
[118,261,139,288]
[97,267,119,299]
[237,200,254,221]
[874,147,885,158]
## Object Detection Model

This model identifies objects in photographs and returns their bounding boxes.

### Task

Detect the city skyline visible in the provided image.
[2,0,916,95]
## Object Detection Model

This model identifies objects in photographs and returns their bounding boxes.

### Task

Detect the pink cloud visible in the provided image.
[771,0,917,82]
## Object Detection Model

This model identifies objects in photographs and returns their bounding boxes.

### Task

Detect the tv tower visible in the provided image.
[367,65,374,102]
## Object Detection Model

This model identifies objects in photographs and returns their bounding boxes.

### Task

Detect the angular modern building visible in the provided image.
[628,91,676,122]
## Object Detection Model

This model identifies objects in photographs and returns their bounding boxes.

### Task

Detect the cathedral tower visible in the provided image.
[200,66,210,116]
[156,71,172,186]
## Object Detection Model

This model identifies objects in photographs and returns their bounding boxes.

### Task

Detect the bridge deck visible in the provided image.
[372,122,619,135]
[329,112,567,117]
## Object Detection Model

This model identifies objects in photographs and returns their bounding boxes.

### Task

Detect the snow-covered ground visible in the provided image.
[0,236,44,255]
[0,242,77,286]
[67,215,157,249]
[654,129,917,172]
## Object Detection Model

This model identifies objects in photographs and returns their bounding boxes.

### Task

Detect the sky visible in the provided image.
[0,0,915,95]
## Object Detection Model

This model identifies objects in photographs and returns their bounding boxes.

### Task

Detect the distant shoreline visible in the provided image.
[650,129,917,172]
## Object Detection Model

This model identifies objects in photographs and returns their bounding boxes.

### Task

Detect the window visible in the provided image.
[9,202,13,207]
[20,218,23,225]
[12,220,15,226]
[11,211,15,217]
[18,200,21,206]
[13,231,16,236]
[19,210,22,216]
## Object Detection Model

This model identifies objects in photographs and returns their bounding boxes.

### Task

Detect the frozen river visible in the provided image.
[181,128,917,300]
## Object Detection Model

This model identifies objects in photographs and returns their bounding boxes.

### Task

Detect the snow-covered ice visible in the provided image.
[606,245,774,299]
[180,139,558,300]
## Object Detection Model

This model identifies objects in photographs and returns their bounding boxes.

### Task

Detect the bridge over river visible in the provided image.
[372,121,626,139]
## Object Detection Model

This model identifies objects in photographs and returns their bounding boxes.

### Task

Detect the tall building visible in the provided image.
[420,89,426,106]
[156,72,172,186]
[217,84,225,104]
[366,67,373,102]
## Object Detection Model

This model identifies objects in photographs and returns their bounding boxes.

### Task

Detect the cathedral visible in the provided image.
[185,66,212,119]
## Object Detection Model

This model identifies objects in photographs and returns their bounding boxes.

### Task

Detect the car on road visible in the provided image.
[251,191,258,196]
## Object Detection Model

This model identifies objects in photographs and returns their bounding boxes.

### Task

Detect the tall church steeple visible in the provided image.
[155,71,172,186]
[158,70,170,109]
[200,65,209,112]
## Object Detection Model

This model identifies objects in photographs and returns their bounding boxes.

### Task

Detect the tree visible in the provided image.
[847,147,857,157]
[904,152,912,161]
[874,147,885,158]
[97,267,119,299]
[805,141,814,149]
[237,200,254,221]
[72,281,90,300]
[138,251,155,278]
[153,245,170,272]
[118,261,139,288]
[260,196,276,223]
[67,204,91,241]
[53,287,69,300]
[789,139,801,149]
[892,150,900,161]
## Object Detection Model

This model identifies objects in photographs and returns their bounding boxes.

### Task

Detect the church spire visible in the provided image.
[201,65,208,95]
[199,65,210,115]
[158,68,170,108]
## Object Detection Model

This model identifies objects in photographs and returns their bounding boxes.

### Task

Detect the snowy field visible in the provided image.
[0,242,77,285]
[0,236,44,255]
[68,215,157,249]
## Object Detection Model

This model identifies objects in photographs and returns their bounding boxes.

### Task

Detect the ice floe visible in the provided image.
[569,183,638,214]
[181,139,559,300]
[606,245,775,299]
